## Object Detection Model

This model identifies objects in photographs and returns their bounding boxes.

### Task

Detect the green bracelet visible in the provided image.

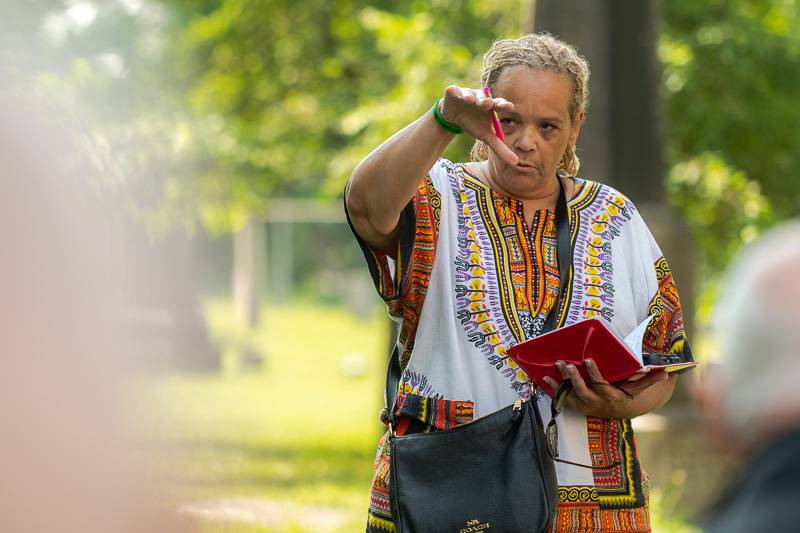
[432,98,463,134]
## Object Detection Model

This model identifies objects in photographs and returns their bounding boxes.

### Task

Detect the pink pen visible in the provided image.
[483,86,506,142]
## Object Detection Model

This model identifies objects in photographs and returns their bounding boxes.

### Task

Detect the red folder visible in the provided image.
[507,318,696,390]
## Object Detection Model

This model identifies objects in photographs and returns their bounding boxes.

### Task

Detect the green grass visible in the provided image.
[141,299,699,532]
[650,489,701,533]
[142,299,388,532]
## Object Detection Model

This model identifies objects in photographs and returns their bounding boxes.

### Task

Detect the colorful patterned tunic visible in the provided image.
[346,159,693,533]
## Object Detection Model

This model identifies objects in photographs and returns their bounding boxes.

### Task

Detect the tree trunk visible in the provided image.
[529,5,716,517]
[532,0,695,385]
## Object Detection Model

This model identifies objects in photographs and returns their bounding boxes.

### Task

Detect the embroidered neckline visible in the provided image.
[455,163,587,210]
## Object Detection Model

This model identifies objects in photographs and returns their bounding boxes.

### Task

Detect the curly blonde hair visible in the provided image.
[470,33,590,177]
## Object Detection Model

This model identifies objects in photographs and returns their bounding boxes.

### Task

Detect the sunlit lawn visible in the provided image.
[142,299,698,532]
[143,299,387,532]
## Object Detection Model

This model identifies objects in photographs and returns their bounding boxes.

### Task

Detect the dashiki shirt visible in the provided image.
[346,158,694,533]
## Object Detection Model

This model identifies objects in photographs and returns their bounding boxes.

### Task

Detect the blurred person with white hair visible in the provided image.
[698,221,800,533]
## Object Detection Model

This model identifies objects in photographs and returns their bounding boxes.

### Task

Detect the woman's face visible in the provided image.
[487,66,583,199]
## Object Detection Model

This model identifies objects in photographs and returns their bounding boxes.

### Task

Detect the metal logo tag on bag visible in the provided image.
[459,518,491,532]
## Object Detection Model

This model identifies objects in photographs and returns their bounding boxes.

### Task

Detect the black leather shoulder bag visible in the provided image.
[386,177,574,533]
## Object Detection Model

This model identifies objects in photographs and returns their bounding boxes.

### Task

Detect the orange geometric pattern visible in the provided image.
[553,480,651,532]
[350,164,690,533]
[392,174,440,368]
[643,257,685,355]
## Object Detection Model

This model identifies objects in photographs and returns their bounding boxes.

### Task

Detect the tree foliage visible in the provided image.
[12,0,517,233]
[162,0,518,229]
[10,1,799,281]
[661,0,798,280]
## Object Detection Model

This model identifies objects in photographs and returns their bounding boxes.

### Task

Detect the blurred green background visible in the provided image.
[2,0,799,531]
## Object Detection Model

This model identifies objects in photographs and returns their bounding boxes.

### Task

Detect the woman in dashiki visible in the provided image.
[344,33,694,533]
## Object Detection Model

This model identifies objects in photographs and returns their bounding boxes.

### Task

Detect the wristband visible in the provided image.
[432,98,463,134]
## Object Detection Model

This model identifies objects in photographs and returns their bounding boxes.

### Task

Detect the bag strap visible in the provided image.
[386,176,573,435]
[542,176,572,334]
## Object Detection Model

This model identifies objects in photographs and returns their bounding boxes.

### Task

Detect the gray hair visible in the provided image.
[470,32,589,177]
[712,221,800,439]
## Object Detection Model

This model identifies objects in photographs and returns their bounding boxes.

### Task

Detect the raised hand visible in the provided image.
[439,85,519,166]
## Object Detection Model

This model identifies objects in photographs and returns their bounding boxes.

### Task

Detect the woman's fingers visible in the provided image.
[617,370,669,395]
[556,361,599,403]
[486,135,519,166]
[556,360,636,414]
[441,86,510,129]
[444,86,512,108]
[584,359,605,383]
[542,376,559,397]
[441,86,474,112]
[491,97,514,111]
[444,85,461,97]
[460,87,477,104]
[583,359,625,401]
[441,86,518,164]
[454,86,488,106]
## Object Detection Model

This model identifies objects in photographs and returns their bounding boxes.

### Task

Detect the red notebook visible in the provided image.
[507,318,696,389]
